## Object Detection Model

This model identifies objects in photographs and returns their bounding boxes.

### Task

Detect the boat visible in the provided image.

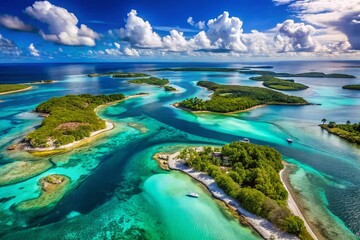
[287,137,293,143]
[242,138,250,143]
[186,192,199,198]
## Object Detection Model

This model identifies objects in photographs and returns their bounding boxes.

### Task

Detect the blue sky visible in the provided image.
[0,0,359,62]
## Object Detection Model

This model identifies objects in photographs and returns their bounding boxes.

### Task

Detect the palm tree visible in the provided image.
[346,120,351,125]
[328,121,336,128]
[321,118,327,124]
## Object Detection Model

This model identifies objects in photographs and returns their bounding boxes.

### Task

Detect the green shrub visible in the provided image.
[280,215,305,234]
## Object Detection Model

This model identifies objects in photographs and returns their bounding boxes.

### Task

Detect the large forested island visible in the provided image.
[25,94,125,148]
[0,84,32,95]
[250,75,309,91]
[320,121,360,144]
[177,81,308,113]
[178,142,311,239]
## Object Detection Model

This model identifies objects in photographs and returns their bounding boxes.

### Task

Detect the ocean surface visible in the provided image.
[0,61,359,239]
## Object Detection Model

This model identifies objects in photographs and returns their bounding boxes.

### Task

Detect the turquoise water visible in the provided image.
[0,62,359,239]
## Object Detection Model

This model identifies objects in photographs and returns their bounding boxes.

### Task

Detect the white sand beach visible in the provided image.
[280,168,318,240]
[0,86,33,95]
[25,121,114,152]
[166,150,299,240]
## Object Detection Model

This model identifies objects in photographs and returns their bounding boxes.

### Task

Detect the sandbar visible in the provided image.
[0,160,53,186]
[0,86,33,95]
[280,165,319,240]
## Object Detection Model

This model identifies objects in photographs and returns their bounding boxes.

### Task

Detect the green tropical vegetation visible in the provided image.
[177,81,308,113]
[164,85,177,91]
[32,80,54,84]
[320,121,360,144]
[342,85,360,90]
[87,72,150,78]
[26,94,125,148]
[0,84,30,94]
[239,70,356,78]
[178,142,311,239]
[128,77,169,86]
[250,75,309,91]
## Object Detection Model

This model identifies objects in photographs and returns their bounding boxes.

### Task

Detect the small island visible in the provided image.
[250,75,309,91]
[31,80,55,84]
[157,142,313,240]
[128,76,169,86]
[24,94,125,150]
[128,76,178,92]
[16,174,70,212]
[320,120,360,144]
[0,84,32,95]
[87,72,150,78]
[342,85,360,90]
[239,70,356,78]
[163,85,177,92]
[176,81,308,113]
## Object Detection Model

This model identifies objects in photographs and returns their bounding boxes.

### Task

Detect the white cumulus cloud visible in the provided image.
[25,1,99,46]
[119,10,162,48]
[114,42,121,49]
[189,31,212,49]
[187,17,205,29]
[241,30,274,56]
[274,0,360,50]
[162,30,189,52]
[116,9,357,58]
[104,48,121,56]
[206,11,247,52]
[123,47,139,56]
[275,19,323,52]
[28,43,40,57]
[0,15,34,32]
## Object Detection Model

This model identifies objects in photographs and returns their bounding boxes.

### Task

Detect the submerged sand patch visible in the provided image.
[127,122,149,133]
[0,160,53,186]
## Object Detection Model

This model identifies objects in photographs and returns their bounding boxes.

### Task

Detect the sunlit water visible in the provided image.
[0,61,359,239]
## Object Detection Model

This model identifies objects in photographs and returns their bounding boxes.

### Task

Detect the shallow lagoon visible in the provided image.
[0,61,359,239]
